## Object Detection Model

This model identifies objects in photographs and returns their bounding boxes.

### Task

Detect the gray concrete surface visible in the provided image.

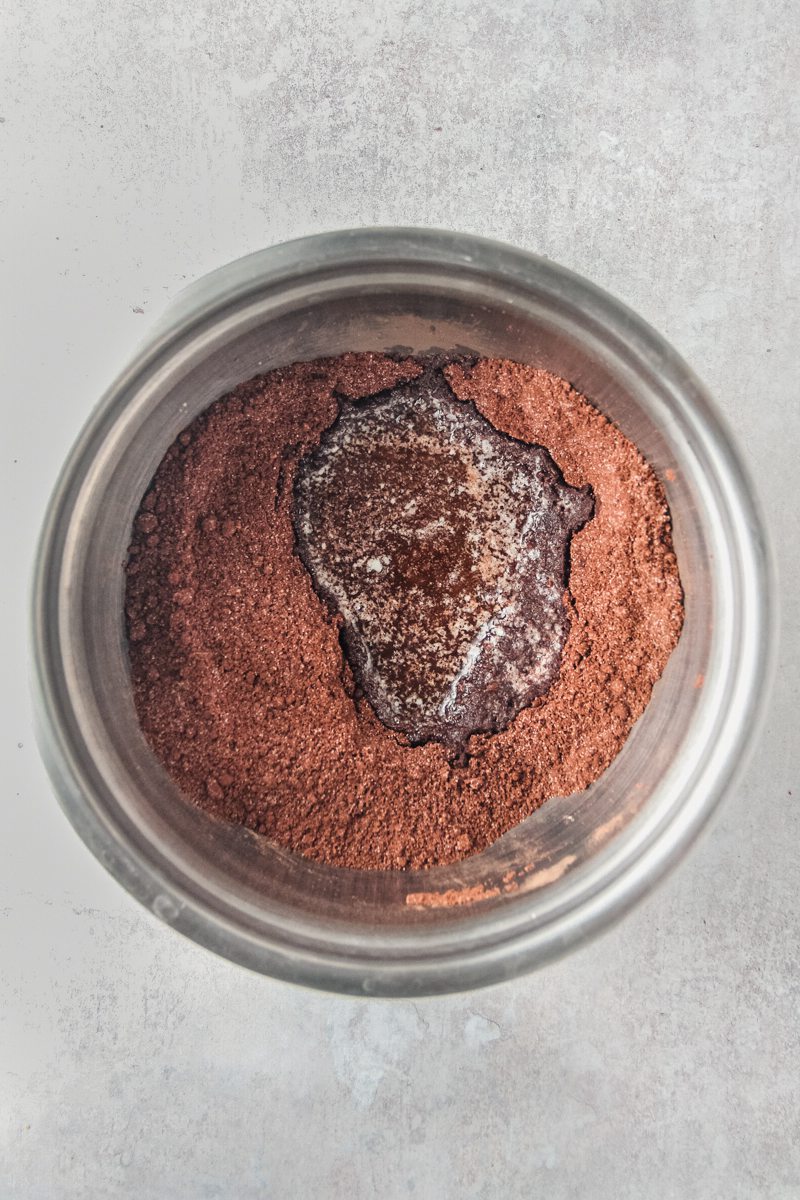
[2,1,798,1196]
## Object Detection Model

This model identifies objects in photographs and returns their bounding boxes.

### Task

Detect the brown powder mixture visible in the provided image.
[125,354,683,870]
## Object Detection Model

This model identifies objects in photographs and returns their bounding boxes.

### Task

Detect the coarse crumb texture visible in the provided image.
[125,353,684,870]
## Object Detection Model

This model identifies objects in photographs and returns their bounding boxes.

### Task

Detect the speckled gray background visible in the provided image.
[2,2,798,1197]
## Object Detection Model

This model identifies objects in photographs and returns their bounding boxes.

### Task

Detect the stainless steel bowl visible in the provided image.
[31,229,774,996]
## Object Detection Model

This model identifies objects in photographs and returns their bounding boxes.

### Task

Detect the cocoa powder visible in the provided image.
[125,353,683,870]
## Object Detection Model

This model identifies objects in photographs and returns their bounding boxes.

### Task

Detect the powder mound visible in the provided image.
[293,367,593,745]
[124,353,684,871]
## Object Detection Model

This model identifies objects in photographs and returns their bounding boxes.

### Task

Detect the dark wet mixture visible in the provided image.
[293,367,594,745]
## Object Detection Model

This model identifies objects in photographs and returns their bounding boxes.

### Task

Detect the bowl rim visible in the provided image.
[30,227,777,996]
